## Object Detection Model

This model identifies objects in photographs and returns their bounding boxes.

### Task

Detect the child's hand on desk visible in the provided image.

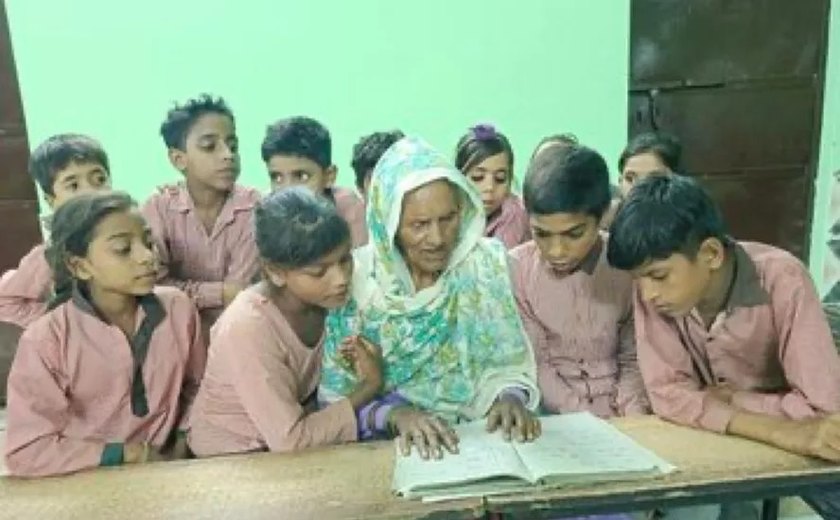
[486,395,541,443]
[772,414,840,462]
[222,282,245,306]
[162,433,191,461]
[388,407,459,460]
[123,442,168,464]
[707,384,734,405]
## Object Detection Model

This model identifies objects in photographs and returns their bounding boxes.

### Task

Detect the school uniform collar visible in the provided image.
[171,183,256,214]
[724,241,771,311]
[579,235,603,276]
[72,286,166,418]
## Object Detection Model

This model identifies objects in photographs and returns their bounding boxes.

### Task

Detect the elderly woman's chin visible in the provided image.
[416,250,452,273]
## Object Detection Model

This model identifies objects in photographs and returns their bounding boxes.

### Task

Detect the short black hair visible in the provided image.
[607,175,727,271]
[261,116,332,168]
[160,94,234,150]
[46,191,135,310]
[454,124,514,175]
[523,145,611,219]
[618,132,682,173]
[255,187,350,268]
[29,134,110,196]
[351,130,404,190]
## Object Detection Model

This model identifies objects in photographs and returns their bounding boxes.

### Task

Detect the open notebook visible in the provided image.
[393,412,675,502]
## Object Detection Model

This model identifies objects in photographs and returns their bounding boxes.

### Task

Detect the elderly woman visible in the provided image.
[320,137,539,459]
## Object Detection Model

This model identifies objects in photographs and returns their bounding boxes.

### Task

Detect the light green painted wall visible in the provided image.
[811,1,840,295]
[5,0,629,205]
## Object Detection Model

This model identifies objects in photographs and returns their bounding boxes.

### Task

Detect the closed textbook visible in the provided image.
[392,412,675,501]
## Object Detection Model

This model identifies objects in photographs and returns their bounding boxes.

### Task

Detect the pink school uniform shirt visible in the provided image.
[511,236,650,417]
[187,288,357,457]
[331,186,368,247]
[4,286,206,477]
[0,244,52,328]
[636,241,840,433]
[486,195,531,250]
[141,184,261,322]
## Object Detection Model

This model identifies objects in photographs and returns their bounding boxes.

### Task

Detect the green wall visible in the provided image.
[811,1,840,295]
[6,0,629,203]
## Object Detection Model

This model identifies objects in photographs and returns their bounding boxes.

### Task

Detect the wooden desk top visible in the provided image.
[0,416,837,520]
[0,441,481,520]
[488,416,840,518]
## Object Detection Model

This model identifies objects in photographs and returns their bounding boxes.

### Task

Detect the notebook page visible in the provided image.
[392,419,531,497]
[513,413,676,482]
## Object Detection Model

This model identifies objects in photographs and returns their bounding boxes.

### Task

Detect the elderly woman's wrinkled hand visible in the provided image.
[389,407,459,460]
[486,395,541,443]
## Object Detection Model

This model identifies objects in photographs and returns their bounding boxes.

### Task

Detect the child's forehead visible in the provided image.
[92,209,148,237]
[638,254,688,273]
[54,160,109,180]
[530,211,595,229]
[186,112,236,140]
[267,153,325,172]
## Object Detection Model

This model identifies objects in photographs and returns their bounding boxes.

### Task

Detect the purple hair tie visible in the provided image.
[471,123,497,141]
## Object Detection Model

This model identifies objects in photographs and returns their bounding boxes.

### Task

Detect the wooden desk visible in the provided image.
[0,442,481,520]
[488,416,840,519]
[0,416,836,520]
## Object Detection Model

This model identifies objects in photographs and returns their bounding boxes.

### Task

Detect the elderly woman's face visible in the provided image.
[396,179,461,280]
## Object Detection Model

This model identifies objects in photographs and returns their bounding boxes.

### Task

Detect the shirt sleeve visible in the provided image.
[4,327,110,476]
[634,289,736,433]
[732,261,840,418]
[141,197,224,309]
[510,252,580,414]
[614,303,651,415]
[223,211,260,285]
[0,245,51,328]
[353,391,410,440]
[177,302,208,431]
[222,318,357,452]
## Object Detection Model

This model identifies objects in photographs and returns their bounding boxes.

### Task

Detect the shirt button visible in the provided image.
[581,370,589,379]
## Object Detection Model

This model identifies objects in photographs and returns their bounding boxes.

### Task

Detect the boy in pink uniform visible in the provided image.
[455,124,530,249]
[261,116,368,247]
[608,175,840,517]
[188,187,382,456]
[0,134,112,329]
[142,94,261,332]
[512,145,649,418]
[5,191,206,477]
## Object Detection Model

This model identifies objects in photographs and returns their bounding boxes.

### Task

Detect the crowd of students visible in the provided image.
[0,91,837,518]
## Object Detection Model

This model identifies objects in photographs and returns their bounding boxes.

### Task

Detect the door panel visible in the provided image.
[629,0,830,259]
[0,0,40,270]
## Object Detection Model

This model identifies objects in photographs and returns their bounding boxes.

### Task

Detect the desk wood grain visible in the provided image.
[487,416,840,518]
[0,416,837,520]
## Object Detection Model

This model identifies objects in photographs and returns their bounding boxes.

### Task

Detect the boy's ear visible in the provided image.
[261,260,287,288]
[698,237,726,270]
[168,148,188,174]
[324,165,338,188]
[65,255,93,282]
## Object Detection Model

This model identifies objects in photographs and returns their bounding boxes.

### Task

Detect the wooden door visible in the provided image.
[628,0,831,260]
[0,0,41,272]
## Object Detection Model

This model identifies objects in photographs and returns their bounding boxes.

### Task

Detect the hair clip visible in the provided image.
[471,124,497,141]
